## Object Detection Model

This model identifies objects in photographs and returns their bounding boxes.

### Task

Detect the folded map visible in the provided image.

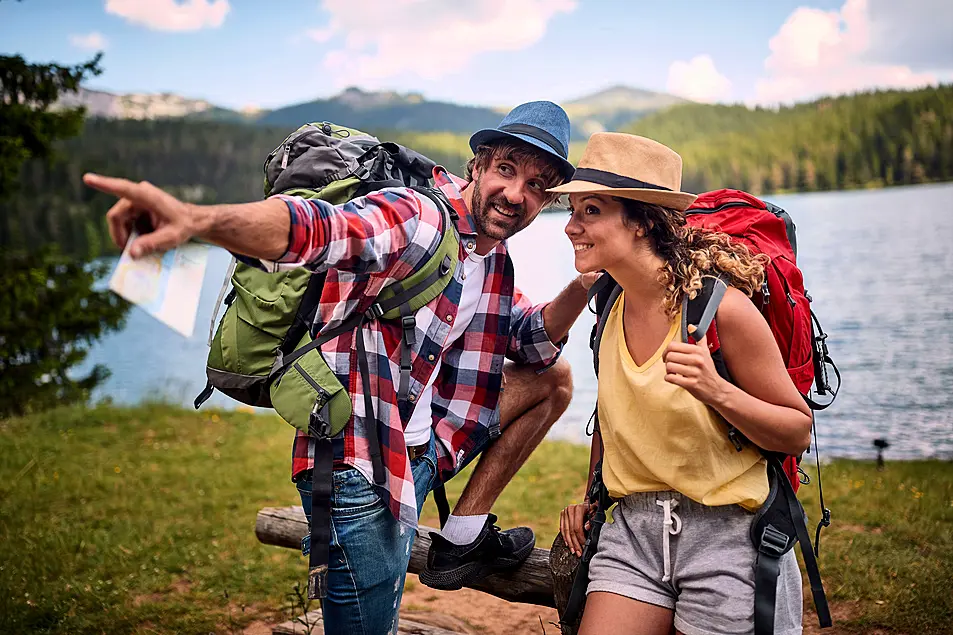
[108,231,210,338]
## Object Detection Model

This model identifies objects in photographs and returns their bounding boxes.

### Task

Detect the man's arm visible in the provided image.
[506,273,600,366]
[84,174,291,260]
[83,173,443,277]
[540,273,599,343]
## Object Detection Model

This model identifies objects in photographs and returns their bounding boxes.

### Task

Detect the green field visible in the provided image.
[1,404,950,633]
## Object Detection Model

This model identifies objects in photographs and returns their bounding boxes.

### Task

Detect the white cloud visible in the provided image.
[70,32,108,51]
[105,0,230,32]
[666,55,731,103]
[753,0,938,105]
[306,0,576,87]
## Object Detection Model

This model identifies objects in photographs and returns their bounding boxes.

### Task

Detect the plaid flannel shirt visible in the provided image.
[256,167,561,527]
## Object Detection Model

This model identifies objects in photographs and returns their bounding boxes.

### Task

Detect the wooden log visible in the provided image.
[255,506,555,607]
[549,533,583,635]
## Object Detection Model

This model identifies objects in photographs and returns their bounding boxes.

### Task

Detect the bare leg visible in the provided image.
[453,357,573,515]
[578,592,675,635]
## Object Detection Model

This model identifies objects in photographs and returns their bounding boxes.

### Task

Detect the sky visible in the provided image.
[2,0,951,111]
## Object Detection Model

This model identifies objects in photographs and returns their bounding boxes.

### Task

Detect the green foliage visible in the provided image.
[0,52,103,198]
[1,118,474,258]
[0,248,127,417]
[624,85,953,195]
[0,40,124,417]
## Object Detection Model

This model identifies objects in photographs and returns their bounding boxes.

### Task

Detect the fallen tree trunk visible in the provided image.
[255,506,557,608]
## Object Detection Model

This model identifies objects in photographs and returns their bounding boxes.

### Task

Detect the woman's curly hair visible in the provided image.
[619,198,770,317]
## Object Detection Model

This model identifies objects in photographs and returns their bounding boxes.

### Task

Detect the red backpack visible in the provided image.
[684,189,838,490]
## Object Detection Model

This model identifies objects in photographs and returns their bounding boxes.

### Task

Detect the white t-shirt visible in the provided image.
[403,250,488,446]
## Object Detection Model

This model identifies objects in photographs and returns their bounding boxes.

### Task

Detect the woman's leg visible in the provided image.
[579,592,674,635]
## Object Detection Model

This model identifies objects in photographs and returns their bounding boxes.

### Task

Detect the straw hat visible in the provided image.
[548,132,697,211]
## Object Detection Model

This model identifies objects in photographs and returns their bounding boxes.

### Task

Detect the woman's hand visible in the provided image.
[560,501,597,557]
[663,330,731,407]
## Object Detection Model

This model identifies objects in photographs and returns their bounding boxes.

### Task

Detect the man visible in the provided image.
[84,101,595,634]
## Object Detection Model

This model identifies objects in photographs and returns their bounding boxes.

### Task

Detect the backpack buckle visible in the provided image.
[364,303,384,320]
[309,400,331,439]
[401,315,417,346]
[758,524,790,557]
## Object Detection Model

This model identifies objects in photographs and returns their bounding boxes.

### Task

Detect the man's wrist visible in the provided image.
[188,202,215,241]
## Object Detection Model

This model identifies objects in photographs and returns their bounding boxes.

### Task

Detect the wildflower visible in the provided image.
[114,466,121,473]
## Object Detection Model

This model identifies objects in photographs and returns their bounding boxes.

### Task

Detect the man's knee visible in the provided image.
[544,357,573,416]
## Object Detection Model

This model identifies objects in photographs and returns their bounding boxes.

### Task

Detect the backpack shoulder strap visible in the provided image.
[588,273,621,378]
[681,275,728,344]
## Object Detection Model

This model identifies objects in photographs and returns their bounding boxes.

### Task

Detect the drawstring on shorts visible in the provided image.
[656,498,682,583]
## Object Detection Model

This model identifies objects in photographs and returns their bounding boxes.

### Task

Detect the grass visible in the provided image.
[0,403,950,633]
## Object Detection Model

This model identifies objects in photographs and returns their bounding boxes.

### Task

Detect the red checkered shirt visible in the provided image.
[260,167,561,527]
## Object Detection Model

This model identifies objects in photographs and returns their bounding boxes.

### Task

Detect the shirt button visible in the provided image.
[466,241,475,251]
[446,314,453,323]
[427,354,435,362]
[461,272,467,280]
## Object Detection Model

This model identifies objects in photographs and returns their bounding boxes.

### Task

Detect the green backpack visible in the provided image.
[194,121,460,449]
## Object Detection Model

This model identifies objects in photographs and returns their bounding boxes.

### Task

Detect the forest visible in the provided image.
[3,84,950,259]
[625,85,953,195]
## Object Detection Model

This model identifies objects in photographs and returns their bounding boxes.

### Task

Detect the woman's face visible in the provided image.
[564,193,641,274]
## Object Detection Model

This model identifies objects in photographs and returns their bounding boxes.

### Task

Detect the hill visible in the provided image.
[564,84,689,137]
[256,86,503,134]
[624,85,953,194]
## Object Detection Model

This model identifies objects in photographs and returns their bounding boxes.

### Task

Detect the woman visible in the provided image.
[552,133,811,635]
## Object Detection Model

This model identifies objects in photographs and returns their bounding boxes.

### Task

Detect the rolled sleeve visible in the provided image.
[507,294,563,370]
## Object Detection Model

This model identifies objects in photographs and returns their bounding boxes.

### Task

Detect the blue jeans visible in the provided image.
[297,433,469,635]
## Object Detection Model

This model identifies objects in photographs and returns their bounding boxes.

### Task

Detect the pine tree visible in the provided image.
[0,21,127,417]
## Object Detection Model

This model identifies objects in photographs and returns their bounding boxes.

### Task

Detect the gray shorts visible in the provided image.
[588,491,802,635]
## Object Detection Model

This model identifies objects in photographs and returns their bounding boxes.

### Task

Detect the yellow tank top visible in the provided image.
[598,292,768,511]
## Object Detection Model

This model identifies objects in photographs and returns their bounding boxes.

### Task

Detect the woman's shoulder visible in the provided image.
[714,287,764,337]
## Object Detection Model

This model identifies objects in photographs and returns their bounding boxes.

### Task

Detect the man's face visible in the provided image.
[469,152,555,244]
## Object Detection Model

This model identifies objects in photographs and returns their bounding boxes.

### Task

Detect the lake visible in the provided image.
[81,182,953,461]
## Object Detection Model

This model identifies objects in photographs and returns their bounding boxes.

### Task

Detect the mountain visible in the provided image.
[256,86,502,133]
[564,85,690,137]
[261,85,688,139]
[58,85,688,139]
[55,87,263,122]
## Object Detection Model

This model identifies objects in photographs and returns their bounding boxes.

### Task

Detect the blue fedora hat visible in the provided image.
[469,100,574,180]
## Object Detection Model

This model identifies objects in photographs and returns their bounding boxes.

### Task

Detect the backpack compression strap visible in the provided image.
[751,458,832,634]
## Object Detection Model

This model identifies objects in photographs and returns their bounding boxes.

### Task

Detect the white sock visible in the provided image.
[440,513,489,545]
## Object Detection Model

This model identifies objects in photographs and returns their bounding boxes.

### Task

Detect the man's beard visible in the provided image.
[470,177,527,241]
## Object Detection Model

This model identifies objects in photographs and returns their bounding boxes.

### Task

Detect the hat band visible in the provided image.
[572,167,672,191]
[499,123,567,158]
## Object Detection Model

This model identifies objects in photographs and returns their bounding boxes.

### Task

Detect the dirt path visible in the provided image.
[401,574,560,634]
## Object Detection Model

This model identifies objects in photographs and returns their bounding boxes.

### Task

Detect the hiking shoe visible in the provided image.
[418,513,536,591]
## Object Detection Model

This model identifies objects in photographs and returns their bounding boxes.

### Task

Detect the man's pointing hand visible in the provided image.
[83,173,201,258]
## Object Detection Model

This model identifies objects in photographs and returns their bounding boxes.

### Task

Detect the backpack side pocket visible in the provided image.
[270,331,352,435]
